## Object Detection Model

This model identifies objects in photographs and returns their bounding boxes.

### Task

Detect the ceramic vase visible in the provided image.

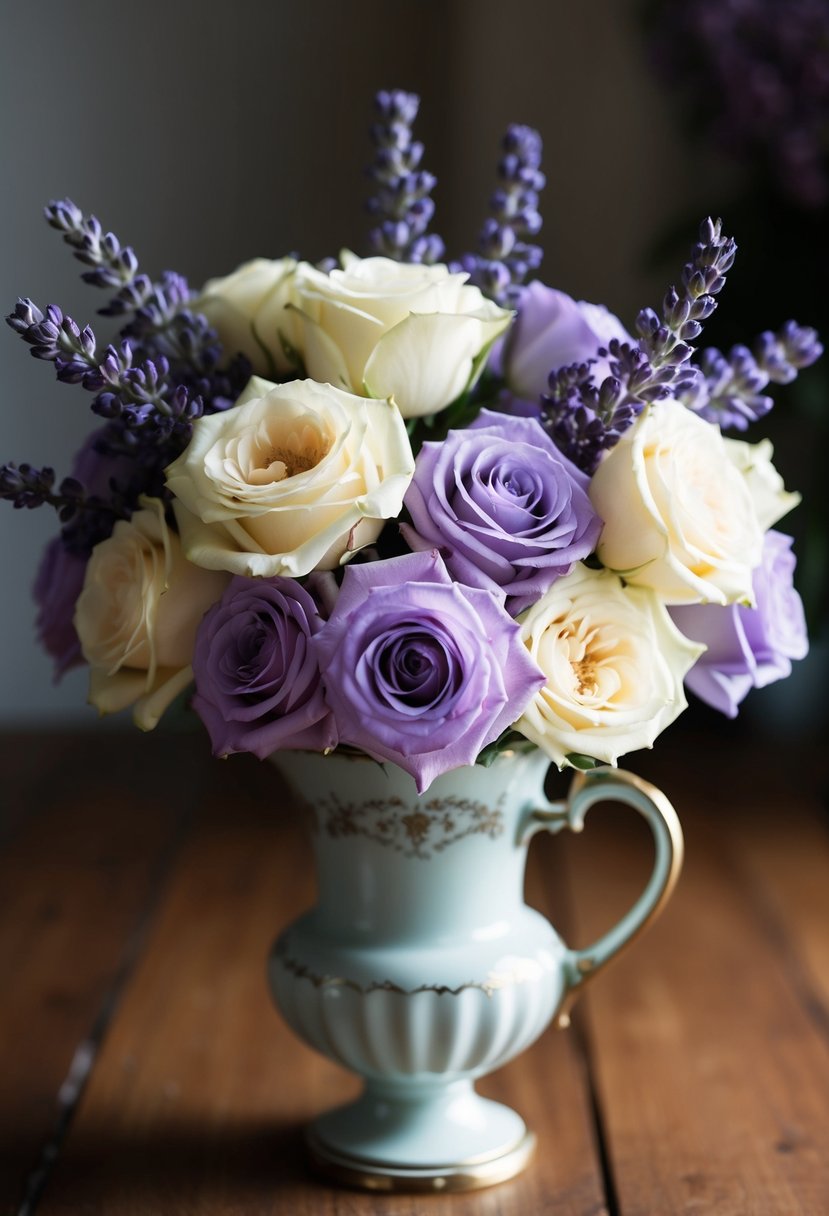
[268,748,682,1192]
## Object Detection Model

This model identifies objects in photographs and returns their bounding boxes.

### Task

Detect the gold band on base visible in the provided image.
[306,1127,537,1193]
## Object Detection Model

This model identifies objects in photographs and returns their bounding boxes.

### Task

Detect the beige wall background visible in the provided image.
[0,0,732,721]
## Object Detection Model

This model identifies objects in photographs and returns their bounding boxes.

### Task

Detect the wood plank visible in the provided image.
[560,742,829,1216]
[0,735,81,844]
[37,756,608,1215]
[0,731,210,1216]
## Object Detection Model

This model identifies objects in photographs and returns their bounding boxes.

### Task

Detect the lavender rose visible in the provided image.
[500,281,632,406]
[313,550,546,792]
[402,411,602,614]
[33,429,134,679]
[33,538,87,678]
[192,576,337,759]
[670,531,809,718]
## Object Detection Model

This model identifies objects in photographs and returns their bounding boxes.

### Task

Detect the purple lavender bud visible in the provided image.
[365,89,445,263]
[44,198,83,232]
[0,462,56,509]
[452,122,545,307]
[6,297,44,336]
[685,318,822,429]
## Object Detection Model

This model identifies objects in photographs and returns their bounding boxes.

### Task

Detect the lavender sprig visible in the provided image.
[44,201,224,385]
[0,461,128,541]
[124,272,222,372]
[682,321,823,429]
[452,125,545,307]
[8,299,100,385]
[6,298,208,457]
[45,199,154,317]
[541,217,736,472]
[366,90,445,264]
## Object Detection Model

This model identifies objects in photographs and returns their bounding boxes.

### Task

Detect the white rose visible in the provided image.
[74,499,229,729]
[292,253,512,418]
[165,377,415,578]
[194,257,300,375]
[723,436,801,530]
[515,563,703,767]
[589,399,764,605]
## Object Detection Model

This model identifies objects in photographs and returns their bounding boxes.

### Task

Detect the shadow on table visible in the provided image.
[13,1116,343,1212]
[7,1108,570,1215]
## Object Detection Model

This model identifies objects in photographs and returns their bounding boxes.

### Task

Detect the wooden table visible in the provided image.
[1,728,828,1215]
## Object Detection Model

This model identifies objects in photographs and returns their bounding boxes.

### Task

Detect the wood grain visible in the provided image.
[0,732,209,1216]
[35,754,607,1216]
[7,730,829,1214]
[561,746,829,1216]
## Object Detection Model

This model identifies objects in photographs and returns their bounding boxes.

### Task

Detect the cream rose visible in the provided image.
[193,257,300,375]
[292,253,512,417]
[589,399,764,605]
[165,376,415,578]
[515,564,703,767]
[724,435,801,530]
[74,499,229,729]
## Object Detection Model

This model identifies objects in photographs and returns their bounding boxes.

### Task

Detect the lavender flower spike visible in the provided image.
[453,124,545,307]
[635,216,737,380]
[683,320,823,431]
[541,217,737,473]
[45,198,154,317]
[43,200,222,383]
[366,90,445,264]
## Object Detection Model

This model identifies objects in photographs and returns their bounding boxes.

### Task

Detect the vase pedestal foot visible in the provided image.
[305,1078,536,1193]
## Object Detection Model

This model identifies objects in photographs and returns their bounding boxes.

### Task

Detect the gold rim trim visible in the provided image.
[273,940,549,999]
[306,1127,536,1193]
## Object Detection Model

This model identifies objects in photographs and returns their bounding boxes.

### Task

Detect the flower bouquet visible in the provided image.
[1,90,817,1189]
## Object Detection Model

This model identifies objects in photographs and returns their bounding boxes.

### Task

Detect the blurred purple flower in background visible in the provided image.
[650,0,829,208]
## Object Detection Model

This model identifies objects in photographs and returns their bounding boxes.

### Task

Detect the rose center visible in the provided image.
[572,655,599,697]
[245,417,331,486]
[502,469,533,497]
[557,615,607,699]
[255,447,317,480]
[376,629,458,710]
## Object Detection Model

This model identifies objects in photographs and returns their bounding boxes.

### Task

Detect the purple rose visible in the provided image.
[192,576,337,759]
[33,538,88,679]
[32,429,134,680]
[501,281,632,406]
[670,531,808,718]
[313,550,546,792]
[401,411,602,615]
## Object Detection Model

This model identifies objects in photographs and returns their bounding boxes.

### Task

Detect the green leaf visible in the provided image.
[565,752,603,771]
[475,730,536,768]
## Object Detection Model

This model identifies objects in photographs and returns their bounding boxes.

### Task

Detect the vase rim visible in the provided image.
[270,745,541,769]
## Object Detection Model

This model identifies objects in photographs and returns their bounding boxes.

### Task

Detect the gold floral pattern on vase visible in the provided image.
[318,792,506,858]
[273,940,549,998]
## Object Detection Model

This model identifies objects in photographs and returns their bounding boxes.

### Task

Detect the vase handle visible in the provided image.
[524,766,684,1028]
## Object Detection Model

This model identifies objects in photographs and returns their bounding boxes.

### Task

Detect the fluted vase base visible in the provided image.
[306,1078,535,1193]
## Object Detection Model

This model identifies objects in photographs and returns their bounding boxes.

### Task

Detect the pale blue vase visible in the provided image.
[268,748,682,1192]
